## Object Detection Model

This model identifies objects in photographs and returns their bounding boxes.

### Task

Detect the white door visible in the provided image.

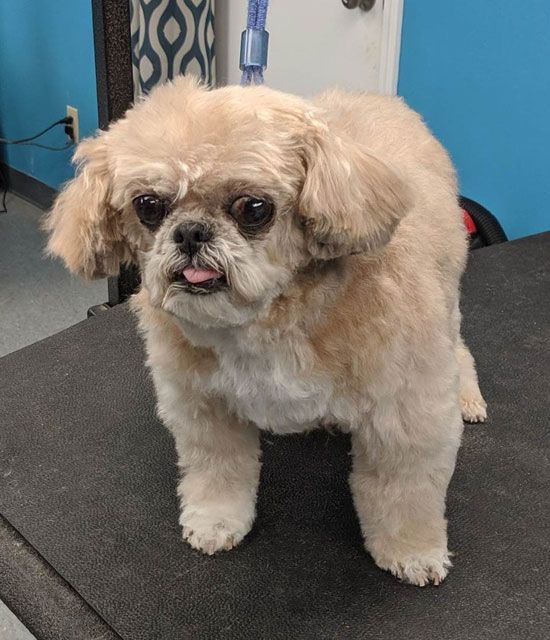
[215,0,403,96]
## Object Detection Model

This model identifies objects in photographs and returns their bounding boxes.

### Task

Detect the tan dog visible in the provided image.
[46,77,486,586]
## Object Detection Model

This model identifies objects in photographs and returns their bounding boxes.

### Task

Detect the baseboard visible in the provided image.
[0,163,57,210]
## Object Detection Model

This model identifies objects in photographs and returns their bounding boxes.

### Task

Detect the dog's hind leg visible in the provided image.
[457,337,487,423]
[451,297,487,423]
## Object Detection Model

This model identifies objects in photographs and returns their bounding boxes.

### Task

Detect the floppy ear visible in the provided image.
[45,134,130,279]
[299,123,413,259]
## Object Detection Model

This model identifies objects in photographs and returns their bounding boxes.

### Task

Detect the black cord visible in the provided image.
[0,117,71,145]
[15,141,74,152]
[0,116,74,214]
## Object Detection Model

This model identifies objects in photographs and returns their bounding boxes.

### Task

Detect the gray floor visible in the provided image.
[0,193,107,358]
[0,601,35,640]
[1,193,107,638]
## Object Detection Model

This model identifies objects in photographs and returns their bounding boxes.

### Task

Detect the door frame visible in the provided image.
[378,0,404,95]
[92,0,140,306]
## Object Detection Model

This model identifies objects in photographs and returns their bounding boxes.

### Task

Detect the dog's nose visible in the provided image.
[173,222,212,256]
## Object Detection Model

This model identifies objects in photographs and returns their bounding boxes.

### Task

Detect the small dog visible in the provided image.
[46,77,486,586]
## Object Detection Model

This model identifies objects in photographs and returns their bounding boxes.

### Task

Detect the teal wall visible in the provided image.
[399,1,550,239]
[0,1,98,189]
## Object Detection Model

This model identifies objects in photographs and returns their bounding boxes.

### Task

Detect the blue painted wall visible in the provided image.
[398,1,550,240]
[0,1,98,189]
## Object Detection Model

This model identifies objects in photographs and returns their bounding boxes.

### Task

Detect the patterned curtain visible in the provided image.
[130,0,215,97]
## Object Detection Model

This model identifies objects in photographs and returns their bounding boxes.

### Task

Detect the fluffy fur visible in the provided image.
[46,77,487,586]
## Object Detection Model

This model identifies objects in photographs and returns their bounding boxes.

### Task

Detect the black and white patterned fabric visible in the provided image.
[130,0,215,97]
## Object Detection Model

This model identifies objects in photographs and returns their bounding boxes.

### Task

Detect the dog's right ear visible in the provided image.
[298,115,413,260]
[45,133,128,279]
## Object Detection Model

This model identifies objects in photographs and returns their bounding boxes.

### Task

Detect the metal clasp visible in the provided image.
[239,28,269,70]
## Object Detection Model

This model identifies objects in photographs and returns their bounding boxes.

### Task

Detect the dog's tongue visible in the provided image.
[182,266,222,284]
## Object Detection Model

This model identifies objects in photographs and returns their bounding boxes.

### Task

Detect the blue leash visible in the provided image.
[240,0,270,85]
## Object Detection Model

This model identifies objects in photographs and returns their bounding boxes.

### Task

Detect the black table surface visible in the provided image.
[1,234,549,640]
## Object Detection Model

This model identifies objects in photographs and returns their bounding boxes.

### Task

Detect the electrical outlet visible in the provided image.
[66,105,79,144]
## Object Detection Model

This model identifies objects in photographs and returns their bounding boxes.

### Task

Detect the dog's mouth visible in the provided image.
[171,265,228,295]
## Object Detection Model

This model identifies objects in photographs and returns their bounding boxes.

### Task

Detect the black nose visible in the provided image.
[173,222,212,256]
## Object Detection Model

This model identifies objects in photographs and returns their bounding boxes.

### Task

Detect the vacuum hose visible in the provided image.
[459,196,508,246]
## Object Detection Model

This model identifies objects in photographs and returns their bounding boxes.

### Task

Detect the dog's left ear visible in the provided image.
[45,133,131,279]
[298,120,413,259]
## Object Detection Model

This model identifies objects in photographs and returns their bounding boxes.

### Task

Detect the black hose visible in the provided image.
[459,196,508,246]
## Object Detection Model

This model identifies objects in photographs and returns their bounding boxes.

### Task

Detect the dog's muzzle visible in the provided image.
[170,222,228,295]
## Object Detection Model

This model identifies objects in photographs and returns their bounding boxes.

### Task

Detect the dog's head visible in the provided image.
[46,77,411,327]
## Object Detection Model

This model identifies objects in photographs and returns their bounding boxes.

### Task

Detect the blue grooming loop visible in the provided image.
[240,0,270,85]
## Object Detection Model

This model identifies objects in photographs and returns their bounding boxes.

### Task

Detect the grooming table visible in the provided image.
[1,234,549,640]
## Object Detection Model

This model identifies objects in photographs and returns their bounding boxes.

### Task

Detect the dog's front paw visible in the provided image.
[180,507,253,556]
[460,394,487,423]
[371,545,452,587]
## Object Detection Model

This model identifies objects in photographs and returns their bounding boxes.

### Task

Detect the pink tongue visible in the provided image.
[182,266,222,284]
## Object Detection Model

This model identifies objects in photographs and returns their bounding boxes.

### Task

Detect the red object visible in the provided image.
[462,209,477,235]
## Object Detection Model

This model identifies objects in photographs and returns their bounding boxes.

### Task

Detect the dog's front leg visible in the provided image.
[350,400,463,586]
[160,389,261,555]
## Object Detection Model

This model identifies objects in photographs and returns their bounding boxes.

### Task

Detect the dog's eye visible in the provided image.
[133,194,170,229]
[228,196,274,236]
